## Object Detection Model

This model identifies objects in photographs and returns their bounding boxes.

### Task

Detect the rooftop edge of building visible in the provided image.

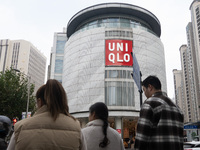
[66,3,161,38]
[190,0,200,10]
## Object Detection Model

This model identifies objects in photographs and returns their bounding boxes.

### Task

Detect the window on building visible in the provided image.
[105,70,134,107]
[105,81,134,106]
[56,40,66,54]
[54,56,64,73]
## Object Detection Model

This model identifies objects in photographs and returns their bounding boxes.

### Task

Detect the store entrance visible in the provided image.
[108,117,138,149]
[123,117,137,149]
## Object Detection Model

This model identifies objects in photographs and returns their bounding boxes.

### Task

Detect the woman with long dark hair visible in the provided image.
[82,102,124,150]
[7,79,86,150]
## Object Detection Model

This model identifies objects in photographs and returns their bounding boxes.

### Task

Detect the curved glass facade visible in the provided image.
[75,17,157,37]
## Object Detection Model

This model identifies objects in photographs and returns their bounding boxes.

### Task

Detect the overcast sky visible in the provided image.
[0,0,193,98]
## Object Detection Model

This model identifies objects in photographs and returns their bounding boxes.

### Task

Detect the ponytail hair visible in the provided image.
[44,79,75,121]
[89,102,110,148]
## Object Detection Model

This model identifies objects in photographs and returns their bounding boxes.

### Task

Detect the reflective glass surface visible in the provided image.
[55,56,63,73]
[75,17,156,36]
[105,70,134,106]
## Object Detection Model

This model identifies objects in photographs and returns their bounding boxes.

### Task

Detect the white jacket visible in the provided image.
[82,119,124,150]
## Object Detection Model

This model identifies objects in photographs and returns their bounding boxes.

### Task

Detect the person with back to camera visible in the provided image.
[82,102,124,150]
[0,115,11,150]
[134,75,184,150]
[7,79,87,150]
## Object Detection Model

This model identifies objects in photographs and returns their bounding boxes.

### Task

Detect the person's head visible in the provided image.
[36,79,74,121]
[89,102,108,121]
[142,75,161,98]
[0,115,11,139]
[89,102,109,148]
[36,84,46,108]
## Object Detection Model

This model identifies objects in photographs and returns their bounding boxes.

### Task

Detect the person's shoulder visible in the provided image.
[81,122,97,131]
[107,127,121,137]
[14,117,32,131]
[81,120,103,133]
[58,114,81,128]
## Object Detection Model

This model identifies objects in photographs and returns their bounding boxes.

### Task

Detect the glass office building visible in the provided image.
[49,29,67,83]
[62,3,167,147]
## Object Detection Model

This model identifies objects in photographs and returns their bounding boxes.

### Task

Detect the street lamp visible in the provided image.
[13,69,30,118]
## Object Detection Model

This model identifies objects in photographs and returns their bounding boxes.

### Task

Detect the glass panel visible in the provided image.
[122,82,128,106]
[118,70,122,78]
[109,70,118,78]
[123,70,127,78]
[105,85,108,105]
[98,19,103,27]
[120,18,130,28]
[116,82,122,106]
[105,81,134,106]
[75,16,155,36]
[107,18,119,28]
[55,56,63,73]
[127,71,131,79]
[57,36,67,41]
[56,41,66,54]
[108,86,116,106]
[102,19,108,27]
[88,20,98,29]
[128,82,134,106]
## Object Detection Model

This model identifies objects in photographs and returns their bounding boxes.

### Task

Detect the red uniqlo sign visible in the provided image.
[105,40,133,66]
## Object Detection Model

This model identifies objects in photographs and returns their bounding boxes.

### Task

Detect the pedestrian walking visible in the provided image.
[82,102,124,150]
[134,75,184,150]
[7,79,86,150]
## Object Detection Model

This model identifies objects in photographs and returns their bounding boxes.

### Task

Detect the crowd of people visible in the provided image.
[0,76,184,150]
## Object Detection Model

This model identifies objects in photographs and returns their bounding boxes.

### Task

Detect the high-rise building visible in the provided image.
[173,69,186,118]
[174,44,200,123]
[173,0,200,123]
[189,0,200,119]
[48,3,167,143]
[190,1,200,80]
[174,0,200,123]
[48,28,67,83]
[0,39,46,93]
[177,44,198,122]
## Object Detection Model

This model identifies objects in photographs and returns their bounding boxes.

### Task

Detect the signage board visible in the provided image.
[105,40,133,66]
[184,125,198,129]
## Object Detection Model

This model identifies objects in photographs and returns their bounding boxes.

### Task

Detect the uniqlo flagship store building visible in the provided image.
[62,3,167,147]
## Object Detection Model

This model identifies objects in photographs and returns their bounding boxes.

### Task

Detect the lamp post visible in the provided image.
[13,69,30,118]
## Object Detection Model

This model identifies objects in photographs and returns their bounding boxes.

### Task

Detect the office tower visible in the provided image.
[48,28,67,83]
[0,39,46,93]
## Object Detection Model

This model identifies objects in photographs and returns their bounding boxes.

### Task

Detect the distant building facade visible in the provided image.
[189,0,200,120]
[48,28,67,83]
[173,69,186,117]
[174,0,200,123]
[0,39,46,93]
